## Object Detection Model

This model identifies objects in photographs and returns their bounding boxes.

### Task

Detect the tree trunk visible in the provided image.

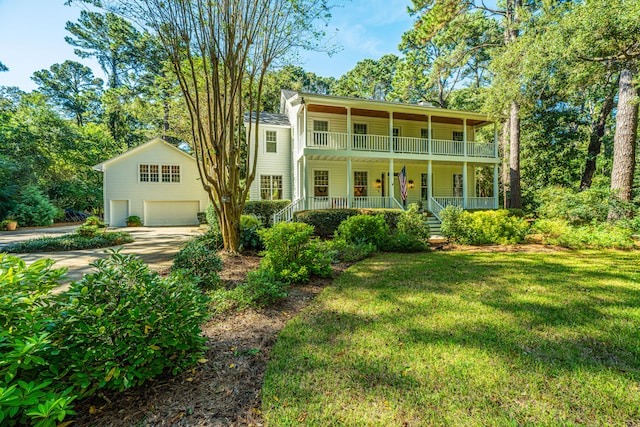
[509,100,522,208]
[609,67,638,219]
[501,118,510,208]
[580,89,616,190]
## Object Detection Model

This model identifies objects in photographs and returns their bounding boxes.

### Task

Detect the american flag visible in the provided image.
[399,165,408,202]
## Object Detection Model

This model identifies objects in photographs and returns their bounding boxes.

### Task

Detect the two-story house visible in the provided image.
[247,90,499,224]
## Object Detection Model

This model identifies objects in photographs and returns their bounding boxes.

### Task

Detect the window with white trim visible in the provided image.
[453,174,463,197]
[260,175,283,200]
[453,131,464,141]
[353,123,367,148]
[354,171,368,197]
[421,173,428,200]
[266,130,277,153]
[139,164,178,183]
[313,120,329,145]
[421,128,428,139]
[314,170,329,197]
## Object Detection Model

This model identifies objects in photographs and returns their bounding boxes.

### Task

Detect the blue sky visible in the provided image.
[0,0,414,92]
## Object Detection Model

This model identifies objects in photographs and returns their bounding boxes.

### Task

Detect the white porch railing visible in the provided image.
[432,197,464,208]
[430,197,446,221]
[272,198,305,224]
[467,197,495,209]
[307,131,496,158]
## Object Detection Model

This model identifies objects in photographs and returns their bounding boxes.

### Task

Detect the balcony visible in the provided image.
[307,131,496,158]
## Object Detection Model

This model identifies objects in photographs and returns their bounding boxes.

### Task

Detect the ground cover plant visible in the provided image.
[2,231,132,253]
[262,250,640,426]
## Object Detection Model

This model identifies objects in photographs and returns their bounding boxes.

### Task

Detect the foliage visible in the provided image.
[54,251,210,394]
[0,255,72,426]
[295,209,402,239]
[210,269,289,314]
[242,200,291,227]
[334,214,391,249]
[259,222,332,284]
[532,219,637,249]
[0,219,17,230]
[8,185,58,227]
[125,215,142,226]
[84,215,106,227]
[317,239,376,263]
[440,206,529,245]
[171,238,223,289]
[536,186,634,225]
[3,231,132,253]
[396,204,431,241]
[262,250,640,425]
[76,224,101,237]
[239,215,264,252]
[333,54,400,101]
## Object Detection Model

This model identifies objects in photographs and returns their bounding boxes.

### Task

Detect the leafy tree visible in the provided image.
[0,61,7,72]
[333,54,400,100]
[260,65,335,112]
[32,60,103,126]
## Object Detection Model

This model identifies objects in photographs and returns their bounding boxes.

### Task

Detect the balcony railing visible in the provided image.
[308,131,496,158]
[307,196,401,210]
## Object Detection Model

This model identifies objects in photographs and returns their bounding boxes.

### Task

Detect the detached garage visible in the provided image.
[93,138,209,227]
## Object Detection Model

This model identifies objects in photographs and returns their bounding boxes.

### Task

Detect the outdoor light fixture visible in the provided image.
[375,179,382,188]
[408,180,414,189]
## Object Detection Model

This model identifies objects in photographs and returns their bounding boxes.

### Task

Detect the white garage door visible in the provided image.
[144,201,200,226]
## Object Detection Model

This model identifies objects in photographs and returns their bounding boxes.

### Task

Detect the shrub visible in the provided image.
[76,224,100,237]
[335,214,390,249]
[0,255,75,426]
[172,237,223,288]
[259,222,332,284]
[3,232,133,253]
[8,185,58,227]
[210,269,289,314]
[294,209,359,238]
[532,219,637,249]
[320,239,376,263]
[239,214,263,252]
[440,207,529,245]
[536,186,635,225]
[126,215,142,226]
[55,251,210,394]
[84,216,106,227]
[243,200,291,227]
[396,204,431,241]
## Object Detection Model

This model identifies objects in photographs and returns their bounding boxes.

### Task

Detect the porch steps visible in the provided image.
[426,216,442,236]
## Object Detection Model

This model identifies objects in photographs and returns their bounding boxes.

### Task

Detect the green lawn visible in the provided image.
[262,250,640,426]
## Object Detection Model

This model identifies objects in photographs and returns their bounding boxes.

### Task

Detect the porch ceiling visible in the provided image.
[306,103,490,127]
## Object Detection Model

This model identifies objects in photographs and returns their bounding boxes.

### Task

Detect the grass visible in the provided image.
[2,231,133,253]
[262,250,640,426]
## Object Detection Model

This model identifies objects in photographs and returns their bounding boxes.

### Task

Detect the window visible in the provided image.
[453,174,463,197]
[313,120,329,145]
[314,170,329,197]
[421,173,428,200]
[266,130,277,153]
[260,175,283,200]
[393,127,400,137]
[140,164,180,183]
[354,171,368,197]
[453,131,464,141]
[353,123,367,149]
[420,128,429,139]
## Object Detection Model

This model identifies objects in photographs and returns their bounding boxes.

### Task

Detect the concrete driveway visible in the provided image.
[0,225,204,284]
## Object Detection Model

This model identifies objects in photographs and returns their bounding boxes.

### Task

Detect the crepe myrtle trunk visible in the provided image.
[609,67,638,219]
[509,100,522,209]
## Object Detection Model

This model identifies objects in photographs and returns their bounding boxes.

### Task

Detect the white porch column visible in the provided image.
[427,160,433,212]
[347,158,352,207]
[389,111,394,153]
[389,158,395,207]
[463,118,467,157]
[493,164,499,209]
[303,101,307,149]
[463,161,468,209]
[302,155,308,210]
[493,122,498,158]
[347,106,352,152]
[428,115,432,154]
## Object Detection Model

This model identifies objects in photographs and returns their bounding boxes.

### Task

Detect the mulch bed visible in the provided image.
[73,255,349,427]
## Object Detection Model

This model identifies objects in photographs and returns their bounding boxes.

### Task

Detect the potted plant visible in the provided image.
[126,215,143,227]
[1,217,18,231]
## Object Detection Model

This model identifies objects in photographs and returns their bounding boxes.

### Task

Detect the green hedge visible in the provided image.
[243,200,291,227]
[294,208,403,238]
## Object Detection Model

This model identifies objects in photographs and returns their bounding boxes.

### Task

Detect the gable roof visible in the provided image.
[243,111,291,127]
[92,137,196,172]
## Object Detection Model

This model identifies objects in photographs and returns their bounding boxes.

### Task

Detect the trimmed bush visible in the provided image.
[320,239,376,263]
[243,200,291,227]
[172,238,223,288]
[294,209,403,238]
[259,222,332,284]
[3,231,133,253]
[8,185,58,227]
[334,214,390,249]
[55,251,210,393]
[440,206,529,245]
